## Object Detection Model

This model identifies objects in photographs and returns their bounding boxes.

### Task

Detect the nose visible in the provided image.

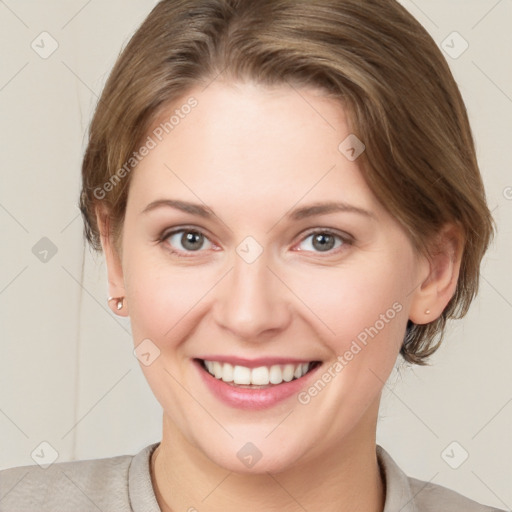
[213,250,292,342]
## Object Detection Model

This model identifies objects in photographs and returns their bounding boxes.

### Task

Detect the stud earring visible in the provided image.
[425,309,431,315]
[108,296,124,310]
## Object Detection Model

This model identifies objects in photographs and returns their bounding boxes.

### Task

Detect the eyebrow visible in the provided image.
[141,199,374,220]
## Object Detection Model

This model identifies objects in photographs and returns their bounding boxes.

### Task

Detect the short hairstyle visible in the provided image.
[79,0,494,365]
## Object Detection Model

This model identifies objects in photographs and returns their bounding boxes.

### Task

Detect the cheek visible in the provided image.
[290,257,412,416]
[123,226,415,358]
[296,257,411,351]
[125,248,412,351]
[290,267,410,421]
[123,245,221,355]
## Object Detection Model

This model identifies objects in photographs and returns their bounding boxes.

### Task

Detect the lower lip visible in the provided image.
[194,359,322,410]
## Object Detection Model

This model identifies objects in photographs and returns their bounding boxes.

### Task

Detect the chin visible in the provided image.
[202,440,304,475]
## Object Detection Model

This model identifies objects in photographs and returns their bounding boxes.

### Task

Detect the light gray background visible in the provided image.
[0,0,510,509]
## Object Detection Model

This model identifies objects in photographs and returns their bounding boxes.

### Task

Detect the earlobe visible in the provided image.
[95,206,129,317]
[409,224,463,325]
[108,296,126,313]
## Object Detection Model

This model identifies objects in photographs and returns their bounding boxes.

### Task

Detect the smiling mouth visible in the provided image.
[196,358,322,388]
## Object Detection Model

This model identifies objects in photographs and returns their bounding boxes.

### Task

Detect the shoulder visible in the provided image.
[408,476,504,512]
[376,445,505,512]
[0,451,134,511]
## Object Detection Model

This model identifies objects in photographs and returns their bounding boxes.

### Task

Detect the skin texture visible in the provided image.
[98,81,462,512]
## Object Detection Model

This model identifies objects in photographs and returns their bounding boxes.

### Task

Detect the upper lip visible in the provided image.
[195,356,319,368]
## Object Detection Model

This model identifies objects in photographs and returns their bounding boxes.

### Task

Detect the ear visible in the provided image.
[409,223,463,325]
[95,205,129,317]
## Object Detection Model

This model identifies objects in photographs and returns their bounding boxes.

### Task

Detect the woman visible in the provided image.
[0,0,504,510]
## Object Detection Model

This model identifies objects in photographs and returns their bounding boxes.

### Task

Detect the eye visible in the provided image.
[161,227,213,256]
[296,230,349,254]
[159,227,351,258]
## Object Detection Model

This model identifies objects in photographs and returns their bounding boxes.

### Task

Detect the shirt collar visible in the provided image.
[377,444,418,512]
[129,442,161,512]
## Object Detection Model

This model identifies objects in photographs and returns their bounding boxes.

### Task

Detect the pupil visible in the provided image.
[313,233,334,251]
[183,231,202,250]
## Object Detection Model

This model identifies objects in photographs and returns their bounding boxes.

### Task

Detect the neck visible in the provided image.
[151,407,385,512]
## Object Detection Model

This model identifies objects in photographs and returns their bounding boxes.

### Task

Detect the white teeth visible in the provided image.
[233,365,251,385]
[282,364,295,382]
[269,365,283,384]
[202,360,313,385]
[251,366,270,385]
[221,363,234,382]
[213,361,223,379]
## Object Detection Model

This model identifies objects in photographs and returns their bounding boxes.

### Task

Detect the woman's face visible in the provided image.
[114,81,429,472]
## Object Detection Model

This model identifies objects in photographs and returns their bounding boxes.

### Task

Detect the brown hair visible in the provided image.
[79,0,494,365]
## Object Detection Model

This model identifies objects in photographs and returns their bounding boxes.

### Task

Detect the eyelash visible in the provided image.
[157,226,353,258]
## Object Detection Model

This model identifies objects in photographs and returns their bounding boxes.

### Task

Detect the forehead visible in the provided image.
[128,80,381,217]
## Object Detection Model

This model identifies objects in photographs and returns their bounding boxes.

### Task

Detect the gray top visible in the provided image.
[0,442,504,511]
